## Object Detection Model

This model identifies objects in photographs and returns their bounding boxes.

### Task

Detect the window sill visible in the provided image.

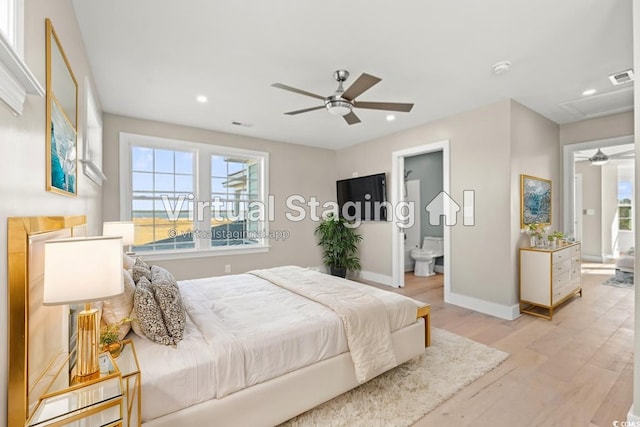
[135,245,270,262]
[0,32,44,115]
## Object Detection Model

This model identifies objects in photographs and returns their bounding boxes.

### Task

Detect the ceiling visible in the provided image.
[71,0,633,150]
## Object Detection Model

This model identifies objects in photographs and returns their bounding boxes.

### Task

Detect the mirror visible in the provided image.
[46,18,78,196]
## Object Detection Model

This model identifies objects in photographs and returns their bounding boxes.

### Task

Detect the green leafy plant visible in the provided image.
[314,213,363,276]
[100,317,131,345]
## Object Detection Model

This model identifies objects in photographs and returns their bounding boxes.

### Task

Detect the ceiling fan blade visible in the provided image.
[356,101,414,112]
[272,83,326,101]
[610,149,636,158]
[284,105,325,115]
[343,111,361,125]
[342,73,381,101]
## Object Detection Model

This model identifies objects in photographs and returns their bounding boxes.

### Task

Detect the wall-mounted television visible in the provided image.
[336,173,387,221]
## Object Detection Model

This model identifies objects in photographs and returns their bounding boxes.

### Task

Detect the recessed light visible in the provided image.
[582,89,596,96]
[196,95,208,103]
[386,114,395,121]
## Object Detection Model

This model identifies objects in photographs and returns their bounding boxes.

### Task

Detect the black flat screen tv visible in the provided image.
[336,173,387,221]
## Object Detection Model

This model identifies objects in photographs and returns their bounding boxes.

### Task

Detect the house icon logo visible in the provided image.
[425,191,475,226]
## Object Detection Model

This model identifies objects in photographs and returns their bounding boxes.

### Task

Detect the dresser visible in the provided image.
[519,242,582,320]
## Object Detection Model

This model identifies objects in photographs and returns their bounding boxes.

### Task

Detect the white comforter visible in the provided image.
[250,266,418,383]
[131,268,422,422]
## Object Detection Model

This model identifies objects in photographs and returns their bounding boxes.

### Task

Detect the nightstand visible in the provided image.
[27,352,124,426]
[115,339,142,427]
[27,340,141,427]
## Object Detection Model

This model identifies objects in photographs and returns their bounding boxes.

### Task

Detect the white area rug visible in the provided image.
[281,328,508,427]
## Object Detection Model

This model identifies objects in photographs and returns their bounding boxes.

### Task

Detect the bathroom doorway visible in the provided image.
[403,151,444,274]
[391,140,450,301]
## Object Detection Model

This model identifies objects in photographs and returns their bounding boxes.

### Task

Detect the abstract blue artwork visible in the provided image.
[50,101,77,195]
[521,174,551,228]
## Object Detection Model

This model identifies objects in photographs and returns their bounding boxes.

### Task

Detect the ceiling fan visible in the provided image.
[271,70,414,125]
[575,148,634,166]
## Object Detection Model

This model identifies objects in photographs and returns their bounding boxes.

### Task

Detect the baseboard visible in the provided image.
[581,254,604,263]
[446,291,521,320]
[628,404,640,422]
[356,270,397,288]
[434,265,444,274]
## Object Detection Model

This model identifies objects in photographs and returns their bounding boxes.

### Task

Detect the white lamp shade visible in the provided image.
[43,236,124,305]
[103,221,135,246]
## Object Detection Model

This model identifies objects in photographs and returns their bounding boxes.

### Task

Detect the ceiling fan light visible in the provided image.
[589,148,609,166]
[325,99,353,116]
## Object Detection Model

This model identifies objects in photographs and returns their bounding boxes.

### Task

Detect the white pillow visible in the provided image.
[102,269,135,340]
[123,253,136,271]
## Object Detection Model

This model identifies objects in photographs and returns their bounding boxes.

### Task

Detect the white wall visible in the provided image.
[102,114,337,280]
[0,0,101,423]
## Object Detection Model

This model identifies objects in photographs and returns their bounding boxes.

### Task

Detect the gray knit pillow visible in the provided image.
[151,265,186,342]
[132,276,175,346]
[132,257,152,284]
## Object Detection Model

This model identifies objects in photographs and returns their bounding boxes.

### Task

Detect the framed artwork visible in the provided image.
[520,174,551,228]
[46,19,78,196]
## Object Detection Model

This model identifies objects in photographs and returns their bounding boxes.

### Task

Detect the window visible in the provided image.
[0,0,44,115]
[0,0,19,52]
[618,180,632,231]
[120,133,269,258]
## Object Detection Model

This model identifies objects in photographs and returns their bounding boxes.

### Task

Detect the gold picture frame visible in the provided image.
[520,174,552,229]
[46,18,78,196]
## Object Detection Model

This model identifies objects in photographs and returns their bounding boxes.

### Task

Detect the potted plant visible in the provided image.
[314,213,363,278]
[100,317,131,357]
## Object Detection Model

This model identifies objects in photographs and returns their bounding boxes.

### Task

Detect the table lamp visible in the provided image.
[103,221,135,254]
[43,236,124,380]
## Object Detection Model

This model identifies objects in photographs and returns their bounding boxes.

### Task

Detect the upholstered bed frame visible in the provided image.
[7,215,429,427]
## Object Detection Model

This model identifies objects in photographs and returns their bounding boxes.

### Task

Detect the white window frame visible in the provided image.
[119,132,270,261]
[618,179,633,232]
[0,0,43,115]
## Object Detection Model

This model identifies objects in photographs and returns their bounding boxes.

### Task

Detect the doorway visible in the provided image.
[563,135,634,261]
[391,140,451,302]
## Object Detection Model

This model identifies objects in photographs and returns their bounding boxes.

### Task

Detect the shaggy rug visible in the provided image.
[281,328,509,427]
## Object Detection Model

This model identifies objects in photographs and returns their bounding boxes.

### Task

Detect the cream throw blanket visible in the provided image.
[249,266,405,383]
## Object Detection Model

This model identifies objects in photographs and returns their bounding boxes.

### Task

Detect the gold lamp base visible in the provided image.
[75,303,100,381]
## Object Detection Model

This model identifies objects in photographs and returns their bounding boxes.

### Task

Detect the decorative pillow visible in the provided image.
[102,269,135,340]
[151,265,186,342]
[132,257,152,284]
[123,253,136,271]
[132,265,151,284]
[131,276,175,346]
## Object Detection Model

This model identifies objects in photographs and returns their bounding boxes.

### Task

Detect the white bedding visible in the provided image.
[130,269,422,422]
[250,266,418,382]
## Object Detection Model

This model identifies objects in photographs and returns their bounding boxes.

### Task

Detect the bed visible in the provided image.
[8,215,430,427]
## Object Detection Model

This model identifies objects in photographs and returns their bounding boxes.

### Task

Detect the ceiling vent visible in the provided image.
[609,69,634,86]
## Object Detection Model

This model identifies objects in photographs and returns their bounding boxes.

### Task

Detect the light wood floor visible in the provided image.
[364,263,634,426]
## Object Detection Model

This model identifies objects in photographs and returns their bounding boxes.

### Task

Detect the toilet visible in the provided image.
[410,237,444,277]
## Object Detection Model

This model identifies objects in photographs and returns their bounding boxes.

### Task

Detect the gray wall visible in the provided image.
[560,111,633,145]
[0,0,102,422]
[404,151,444,239]
[337,99,561,312]
[102,114,337,280]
